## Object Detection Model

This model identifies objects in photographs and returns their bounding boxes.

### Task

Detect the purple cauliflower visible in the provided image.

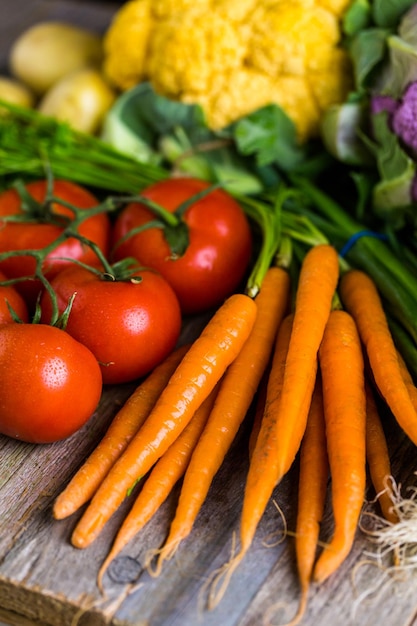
[392,81,417,157]
[371,94,398,116]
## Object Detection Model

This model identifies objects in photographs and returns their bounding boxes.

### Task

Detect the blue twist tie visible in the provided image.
[339,229,388,258]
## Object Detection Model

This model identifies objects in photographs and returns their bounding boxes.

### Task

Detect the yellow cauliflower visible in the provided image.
[103,0,153,90]
[316,0,352,15]
[146,9,248,97]
[187,69,321,140]
[103,0,353,142]
[247,1,340,77]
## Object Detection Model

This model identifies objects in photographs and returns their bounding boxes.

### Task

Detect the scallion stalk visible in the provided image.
[0,101,167,193]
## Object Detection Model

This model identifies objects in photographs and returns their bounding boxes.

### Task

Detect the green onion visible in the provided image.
[289,174,417,344]
[0,101,167,193]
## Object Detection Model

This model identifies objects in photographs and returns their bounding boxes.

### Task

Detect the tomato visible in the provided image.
[0,323,102,443]
[0,270,29,324]
[111,177,252,314]
[40,264,182,384]
[0,179,111,309]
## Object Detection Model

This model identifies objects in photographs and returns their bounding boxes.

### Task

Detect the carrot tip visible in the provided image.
[144,538,182,578]
[262,587,309,626]
[71,531,90,550]
[206,551,245,611]
[97,557,112,594]
[52,501,72,520]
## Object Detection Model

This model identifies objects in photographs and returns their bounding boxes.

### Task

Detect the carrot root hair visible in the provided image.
[206,550,246,611]
[145,537,183,578]
[262,588,309,626]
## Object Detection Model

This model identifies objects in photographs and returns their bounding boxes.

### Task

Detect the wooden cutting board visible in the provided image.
[2,2,417,626]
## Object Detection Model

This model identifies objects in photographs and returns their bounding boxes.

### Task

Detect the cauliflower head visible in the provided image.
[146,9,248,97]
[247,1,340,77]
[316,0,352,16]
[103,0,353,141]
[103,0,154,91]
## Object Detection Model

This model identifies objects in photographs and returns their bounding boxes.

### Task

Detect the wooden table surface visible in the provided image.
[2,2,417,626]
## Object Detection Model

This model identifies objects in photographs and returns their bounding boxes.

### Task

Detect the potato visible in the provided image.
[38,68,116,134]
[9,22,103,95]
[0,76,35,108]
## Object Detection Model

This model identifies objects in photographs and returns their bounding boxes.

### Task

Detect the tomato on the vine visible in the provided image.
[0,270,29,324]
[0,179,111,308]
[111,177,253,315]
[0,323,102,443]
[40,263,182,384]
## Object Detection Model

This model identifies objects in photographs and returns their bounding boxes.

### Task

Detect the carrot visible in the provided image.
[148,266,290,575]
[365,380,398,525]
[313,309,366,584]
[71,292,258,549]
[272,243,339,480]
[208,245,338,607]
[207,313,295,608]
[97,382,219,591]
[290,376,328,625]
[248,367,269,460]
[53,344,190,520]
[397,349,417,413]
[340,269,417,446]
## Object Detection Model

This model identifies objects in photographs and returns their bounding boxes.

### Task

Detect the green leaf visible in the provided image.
[349,27,390,89]
[372,110,412,180]
[373,34,417,97]
[372,0,416,28]
[101,82,212,163]
[159,128,264,195]
[232,104,306,171]
[350,170,377,221]
[102,83,266,195]
[101,82,209,164]
[343,0,373,37]
[320,101,374,165]
[399,4,417,46]
[372,169,415,228]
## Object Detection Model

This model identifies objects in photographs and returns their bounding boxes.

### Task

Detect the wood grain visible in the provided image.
[1,2,417,625]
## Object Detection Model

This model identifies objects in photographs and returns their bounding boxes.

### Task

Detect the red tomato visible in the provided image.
[111,178,252,314]
[40,264,182,384]
[0,179,111,309]
[0,270,29,324]
[0,323,102,443]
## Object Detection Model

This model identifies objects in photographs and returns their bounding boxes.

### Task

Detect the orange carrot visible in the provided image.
[71,292,258,549]
[53,344,190,520]
[207,313,295,608]
[313,309,366,584]
[208,245,338,607]
[397,349,417,413]
[340,269,417,445]
[290,376,328,625]
[248,367,269,459]
[365,380,398,525]
[97,383,219,591]
[148,266,290,575]
[272,244,339,481]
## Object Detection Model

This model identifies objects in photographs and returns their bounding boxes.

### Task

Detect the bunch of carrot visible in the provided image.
[205,244,417,624]
[52,259,291,583]
[51,240,417,625]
